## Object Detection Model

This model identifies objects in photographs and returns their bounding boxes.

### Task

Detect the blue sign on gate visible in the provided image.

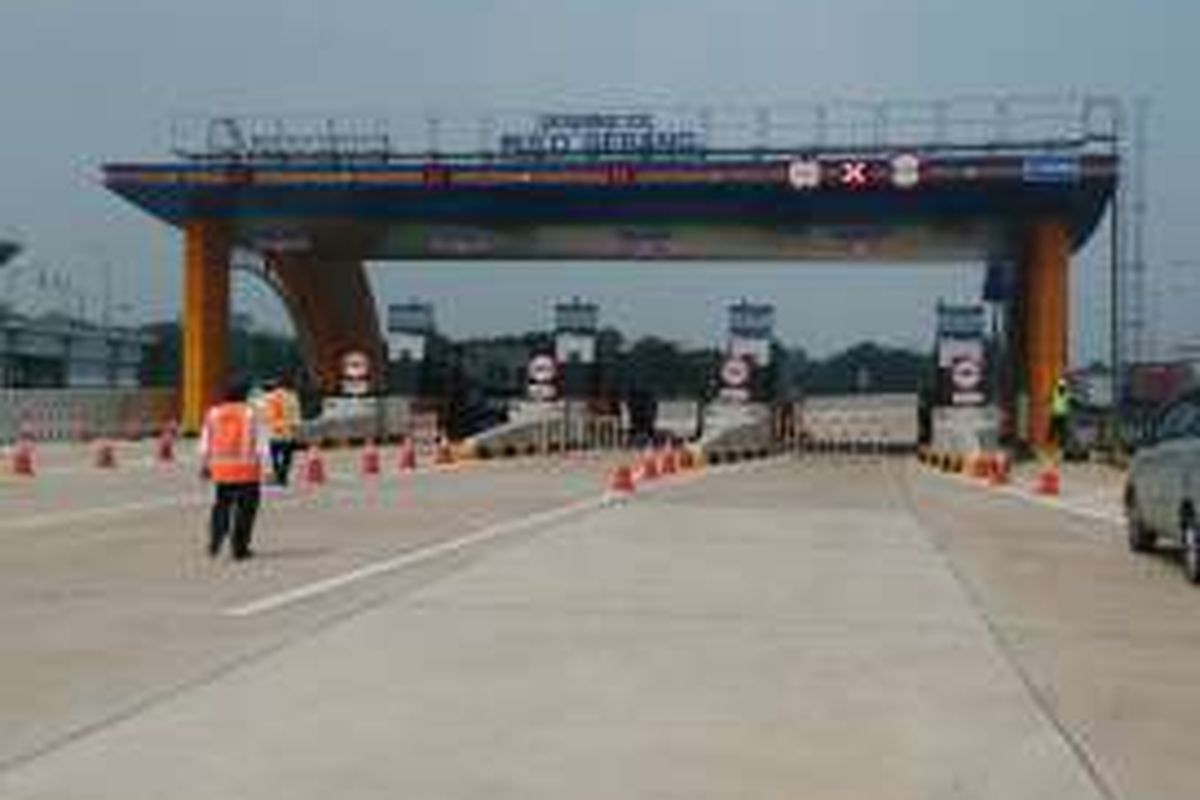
[1022,155,1081,184]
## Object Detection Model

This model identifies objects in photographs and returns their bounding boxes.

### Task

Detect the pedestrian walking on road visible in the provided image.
[199,378,269,561]
[261,377,302,485]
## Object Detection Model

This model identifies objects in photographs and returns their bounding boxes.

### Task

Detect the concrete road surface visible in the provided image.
[1,450,1197,799]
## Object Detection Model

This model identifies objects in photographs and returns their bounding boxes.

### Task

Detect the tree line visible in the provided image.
[139,321,933,398]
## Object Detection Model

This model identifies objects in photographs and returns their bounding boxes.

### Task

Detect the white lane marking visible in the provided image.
[994,485,1125,526]
[919,466,1125,527]
[224,495,607,617]
[224,457,772,617]
[0,493,211,532]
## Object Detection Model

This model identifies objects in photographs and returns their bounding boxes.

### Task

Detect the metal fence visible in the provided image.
[0,388,178,443]
[168,95,1122,164]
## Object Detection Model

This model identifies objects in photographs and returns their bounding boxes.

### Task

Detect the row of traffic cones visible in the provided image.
[4,434,443,484]
[298,440,455,486]
[965,451,1012,488]
[3,424,180,478]
[919,446,1060,496]
[606,445,700,499]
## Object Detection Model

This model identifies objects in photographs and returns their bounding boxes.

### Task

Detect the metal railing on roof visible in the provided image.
[168,95,1123,165]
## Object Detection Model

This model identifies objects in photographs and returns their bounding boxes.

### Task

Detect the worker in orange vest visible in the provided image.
[199,378,270,561]
[261,378,302,485]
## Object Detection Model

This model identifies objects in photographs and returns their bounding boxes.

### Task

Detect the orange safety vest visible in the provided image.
[262,390,287,437]
[203,402,262,484]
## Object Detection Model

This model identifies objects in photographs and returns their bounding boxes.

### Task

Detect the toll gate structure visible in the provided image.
[102,97,1121,448]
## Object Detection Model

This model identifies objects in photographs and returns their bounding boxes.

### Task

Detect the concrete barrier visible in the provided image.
[298,396,417,447]
[467,403,622,457]
[799,394,919,450]
[698,402,774,459]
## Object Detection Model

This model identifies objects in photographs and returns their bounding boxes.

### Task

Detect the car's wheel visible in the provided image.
[1126,489,1156,553]
[1183,519,1200,585]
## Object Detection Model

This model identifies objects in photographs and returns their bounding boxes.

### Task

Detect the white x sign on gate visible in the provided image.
[840,161,869,187]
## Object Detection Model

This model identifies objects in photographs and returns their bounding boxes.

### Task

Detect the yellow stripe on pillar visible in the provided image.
[182,220,231,434]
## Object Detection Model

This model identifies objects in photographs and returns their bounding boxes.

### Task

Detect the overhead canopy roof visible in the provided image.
[103,151,1117,264]
[106,98,1121,263]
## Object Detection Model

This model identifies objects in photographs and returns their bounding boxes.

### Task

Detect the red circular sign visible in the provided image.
[721,356,751,387]
[787,159,821,190]
[528,354,557,383]
[341,351,370,379]
[890,153,922,189]
[951,357,982,390]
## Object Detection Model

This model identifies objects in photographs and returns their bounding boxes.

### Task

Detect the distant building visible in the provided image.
[1124,361,1197,409]
[0,309,152,389]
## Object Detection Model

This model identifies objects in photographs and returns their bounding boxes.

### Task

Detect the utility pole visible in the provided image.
[102,259,113,331]
[1130,97,1151,362]
[102,258,115,386]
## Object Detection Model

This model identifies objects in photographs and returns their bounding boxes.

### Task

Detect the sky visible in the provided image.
[1,0,1196,362]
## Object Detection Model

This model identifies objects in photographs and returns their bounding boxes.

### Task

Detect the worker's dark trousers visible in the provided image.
[1050,415,1068,450]
[269,439,296,485]
[209,482,261,558]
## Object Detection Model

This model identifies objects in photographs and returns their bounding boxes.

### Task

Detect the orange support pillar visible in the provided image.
[1023,220,1069,453]
[182,220,231,434]
[265,255,385,395]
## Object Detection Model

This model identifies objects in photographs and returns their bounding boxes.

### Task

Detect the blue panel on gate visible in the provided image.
[1022,155,1081,184]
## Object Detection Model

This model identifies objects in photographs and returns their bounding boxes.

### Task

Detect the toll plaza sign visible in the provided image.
[499,113,704,159]
[527,354,558,402]
[935,303,988,407]
[340,350,371,396]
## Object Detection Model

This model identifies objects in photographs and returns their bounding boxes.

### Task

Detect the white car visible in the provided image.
[1125,392,1200,583]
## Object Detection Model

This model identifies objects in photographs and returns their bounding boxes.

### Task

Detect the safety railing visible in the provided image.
[0,388,178,443]
[167,95,1123,165]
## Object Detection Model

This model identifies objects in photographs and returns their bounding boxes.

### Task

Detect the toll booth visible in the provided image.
[554,298,599,400]
[386,300,436,397]
[931,302,998,453]
[720,300,778,404]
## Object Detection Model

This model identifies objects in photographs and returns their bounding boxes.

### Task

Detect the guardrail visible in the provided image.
[0,388,178,443]
[167,95,1122,164]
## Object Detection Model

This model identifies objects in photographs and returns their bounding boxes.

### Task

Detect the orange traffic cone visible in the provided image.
[607,464,636,497]
[436,438,455,466]
[10,439,35,477]
[94,439,116,469]
[640,452,660,481]
[303,446,327,486]
[988,452,1011,486]
[660,449,678,476]
[156,429,176,464]
[361,442,381,477]
[679,448,696,471]
[397,441,418,473]
[1035,460,1060,495]
[970,453,991,480]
